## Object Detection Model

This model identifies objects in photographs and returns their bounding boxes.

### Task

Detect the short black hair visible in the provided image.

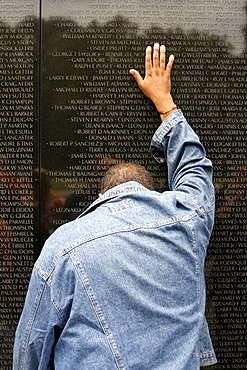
[100,163,154,193]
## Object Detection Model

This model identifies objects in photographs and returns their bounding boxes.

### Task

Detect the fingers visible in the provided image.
[145,46,152,75]
[166,54,175,77]
[129,69,143,87]
[167,54,175,69]
[160,44,166,70]
[153,43,160,69]
[145,43,174,71]
[130,44,175,85]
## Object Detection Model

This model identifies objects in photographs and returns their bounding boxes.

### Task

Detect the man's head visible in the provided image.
[100,163,154,194]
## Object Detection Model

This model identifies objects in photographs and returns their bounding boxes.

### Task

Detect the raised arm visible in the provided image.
[130,43,214,211]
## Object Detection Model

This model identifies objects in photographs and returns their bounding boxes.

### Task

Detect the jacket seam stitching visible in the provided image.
[200,350,216,359]
[189,219,201,311]
[69,251,125,370]
[36,209,212,280]
[151,110,183,145]
[47,277,67,324]
[20,278,46,370]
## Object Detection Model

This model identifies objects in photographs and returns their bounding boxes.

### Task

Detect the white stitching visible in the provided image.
[69,251,126,370]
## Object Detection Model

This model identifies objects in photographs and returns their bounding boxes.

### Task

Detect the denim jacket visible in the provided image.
[13,110,217,369]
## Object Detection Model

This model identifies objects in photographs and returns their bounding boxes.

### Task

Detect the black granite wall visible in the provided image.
[0,1,246,368]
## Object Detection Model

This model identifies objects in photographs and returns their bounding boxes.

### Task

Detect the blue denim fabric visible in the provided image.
[13,110,217,369]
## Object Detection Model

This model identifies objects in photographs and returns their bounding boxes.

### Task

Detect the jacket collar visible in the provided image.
[77,181,148,219]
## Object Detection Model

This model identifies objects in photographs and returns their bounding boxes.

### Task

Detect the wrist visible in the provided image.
[154,96,177,119]
[152,94,175,113]
[158,104,177,115]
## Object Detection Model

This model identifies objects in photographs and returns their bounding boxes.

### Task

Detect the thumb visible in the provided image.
[129,69,143,87]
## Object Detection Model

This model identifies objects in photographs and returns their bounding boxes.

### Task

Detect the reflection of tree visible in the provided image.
[0,14,246,174]
[2,12,246,231]
[35,15,246,174]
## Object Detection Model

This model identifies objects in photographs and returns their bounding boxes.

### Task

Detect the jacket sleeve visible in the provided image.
[151,110,215,211]
[13,267,65,370]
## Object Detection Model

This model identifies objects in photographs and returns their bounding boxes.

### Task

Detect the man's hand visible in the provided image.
[130,43,177,119]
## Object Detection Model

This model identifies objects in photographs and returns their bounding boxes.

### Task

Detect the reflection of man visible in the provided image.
[13,43,217,369]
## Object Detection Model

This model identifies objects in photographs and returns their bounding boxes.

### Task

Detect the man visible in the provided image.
[13,43,217,369]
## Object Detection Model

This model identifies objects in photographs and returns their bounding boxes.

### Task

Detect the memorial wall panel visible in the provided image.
[0,1,39,367]
[0,0,246,368]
